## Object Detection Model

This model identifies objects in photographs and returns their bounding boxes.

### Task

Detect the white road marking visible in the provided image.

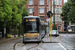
[58,43,67,50]
[38,47,44,50]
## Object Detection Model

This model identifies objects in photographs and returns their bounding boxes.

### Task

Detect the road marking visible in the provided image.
[38,47,44,50]
[58,43,67,50]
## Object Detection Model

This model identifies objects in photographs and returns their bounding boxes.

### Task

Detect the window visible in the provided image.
[53,0,55,5]
[55,7,62,13]
[39,8,44,13]
[57,0,59,5]
[47,8,48,12]
[47,0,49,5]
[53,0,62,5]
[40,16,44,21]
[55,8,59,13]
[40,0,44,5]
[59,8,62,13]
[29,8,33,13]
[60,0,62,5]
[29,0,33,5]
[53,7,55,13]
[55,16,59,21]
[55,0,57,5]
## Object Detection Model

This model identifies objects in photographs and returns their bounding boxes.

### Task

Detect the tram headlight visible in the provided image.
[24,34,26,36]
[38,34,40,36]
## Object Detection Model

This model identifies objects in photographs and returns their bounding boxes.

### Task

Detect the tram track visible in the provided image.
[27,42,41,50]
[13,40,22,50]
[13,35,58,50]
[13,40,44,50]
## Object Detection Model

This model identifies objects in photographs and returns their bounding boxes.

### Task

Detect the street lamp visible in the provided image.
[4,21,6,39]
[17,23,20,37]
[53,0,55,26]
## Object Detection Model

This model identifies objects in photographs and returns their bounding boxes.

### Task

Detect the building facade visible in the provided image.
[52,0,64,31]
[25,0,64,31]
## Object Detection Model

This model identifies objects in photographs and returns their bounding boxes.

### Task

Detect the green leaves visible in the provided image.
[0,0,28,27]
[22,6,28,19]
[61,0,75,23]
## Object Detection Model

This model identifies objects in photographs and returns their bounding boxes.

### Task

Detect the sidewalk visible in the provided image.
[42,34,58,42]
[0,37,21,45]
[0,35,23,44]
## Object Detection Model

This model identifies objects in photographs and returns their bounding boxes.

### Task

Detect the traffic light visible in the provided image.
[47,11,52,18]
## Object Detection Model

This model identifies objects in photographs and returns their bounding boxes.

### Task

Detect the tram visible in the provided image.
[22,16,45,43]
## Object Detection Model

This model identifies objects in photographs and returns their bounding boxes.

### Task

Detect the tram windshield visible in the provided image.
[24,18,39,33]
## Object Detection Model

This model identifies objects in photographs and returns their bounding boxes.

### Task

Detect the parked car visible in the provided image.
[68,29,72,32]
[49,30,59,36]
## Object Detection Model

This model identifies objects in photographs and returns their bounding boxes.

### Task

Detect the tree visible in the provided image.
[0,0,12,37]
[60,1,71,31]
[10,0,28,37]
[61,0,75,23]
[67,0,75,23]
[19,6,29,36]
[0,0,28,37]
[22,6,29,19]
[61,0,75,31]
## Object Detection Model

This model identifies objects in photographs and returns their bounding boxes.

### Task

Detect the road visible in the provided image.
[57,34,75,50]
[0,34,75,50]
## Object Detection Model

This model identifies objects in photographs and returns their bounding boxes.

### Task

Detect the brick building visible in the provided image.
[25,0,64,31]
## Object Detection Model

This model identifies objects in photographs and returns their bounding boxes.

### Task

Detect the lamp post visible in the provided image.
[4,21,6,39]
[48,0,52,42]
[17,23,20,37]
[53,0,55,27]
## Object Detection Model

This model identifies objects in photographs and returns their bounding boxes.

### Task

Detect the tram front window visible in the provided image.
[24,22,39,33]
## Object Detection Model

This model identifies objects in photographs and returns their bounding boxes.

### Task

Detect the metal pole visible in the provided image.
[49,0,52,42]
[53,0,55,24]
[4,21,6,39]
[50,14,52,42]
[4,23,5,39]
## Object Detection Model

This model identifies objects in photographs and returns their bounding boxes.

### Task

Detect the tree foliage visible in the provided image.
[61,0,75,23]
[22,6,29,19]
[0,0,28,37]
[67,0,75,23]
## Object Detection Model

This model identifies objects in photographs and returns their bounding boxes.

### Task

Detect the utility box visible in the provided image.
[0,32,2,38]
[7,33,12,38]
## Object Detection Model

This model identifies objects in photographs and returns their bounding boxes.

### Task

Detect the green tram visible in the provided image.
[22,16,45,43]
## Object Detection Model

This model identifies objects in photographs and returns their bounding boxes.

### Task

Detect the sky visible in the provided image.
[64,0,67,3]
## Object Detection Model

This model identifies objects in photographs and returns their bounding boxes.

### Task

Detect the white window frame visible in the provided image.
[55,8,59,13]
[55,0,57,5]
[55,15,62,22]
[29,0,33,5]
[28,8,33,14]
[57,0,59,5]
[59,8,62,13]
[39,0,44,5]
[55,7,62,14]
[39,8,44,14]
[59,0,62,5]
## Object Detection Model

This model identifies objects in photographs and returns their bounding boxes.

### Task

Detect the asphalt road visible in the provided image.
[0,34,75,50]
[57,34,75,50]
[15,35,65,50]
